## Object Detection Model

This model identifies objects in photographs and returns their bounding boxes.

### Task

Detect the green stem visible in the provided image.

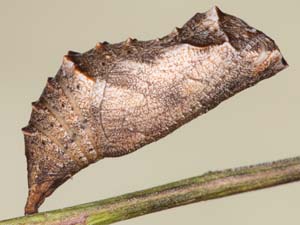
[2,156,300,225]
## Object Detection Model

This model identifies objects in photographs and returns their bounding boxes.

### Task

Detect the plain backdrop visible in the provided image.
[0,0,299,224]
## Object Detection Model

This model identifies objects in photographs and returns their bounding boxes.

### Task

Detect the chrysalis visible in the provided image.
[22,6,288,214]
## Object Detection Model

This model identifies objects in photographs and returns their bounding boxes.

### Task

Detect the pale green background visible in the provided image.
[0,0,299,224]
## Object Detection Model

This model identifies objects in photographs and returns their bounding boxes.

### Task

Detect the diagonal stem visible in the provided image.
[1,156,300,225]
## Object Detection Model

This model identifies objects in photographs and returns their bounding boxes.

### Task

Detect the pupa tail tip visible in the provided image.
[24,181,53,215]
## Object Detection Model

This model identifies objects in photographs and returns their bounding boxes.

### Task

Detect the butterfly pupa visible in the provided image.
[23,6,288,214]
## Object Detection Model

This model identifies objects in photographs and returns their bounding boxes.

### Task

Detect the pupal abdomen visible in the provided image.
[22,6,288,214]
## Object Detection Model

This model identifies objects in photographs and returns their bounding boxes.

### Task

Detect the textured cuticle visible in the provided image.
[23,6,288,215]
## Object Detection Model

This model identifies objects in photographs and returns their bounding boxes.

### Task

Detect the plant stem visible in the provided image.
[1,156,300,225]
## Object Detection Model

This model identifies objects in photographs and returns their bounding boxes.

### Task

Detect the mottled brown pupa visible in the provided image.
[22,6,288,214]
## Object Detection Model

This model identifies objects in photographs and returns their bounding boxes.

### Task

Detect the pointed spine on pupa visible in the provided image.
[125,37,137,45]
[172,27,182,35]
[63,54,96,82]
[95,41,109,51]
